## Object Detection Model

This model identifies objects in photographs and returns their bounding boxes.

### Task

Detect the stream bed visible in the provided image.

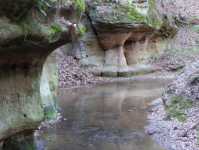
[36,80,170,150]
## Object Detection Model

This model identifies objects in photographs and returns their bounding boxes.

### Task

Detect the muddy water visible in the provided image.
[36,80,169,150]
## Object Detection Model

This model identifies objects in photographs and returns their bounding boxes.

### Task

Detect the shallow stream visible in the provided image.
[36,80,170,150]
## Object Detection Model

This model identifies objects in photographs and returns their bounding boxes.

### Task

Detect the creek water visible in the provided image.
[36,80,169,150]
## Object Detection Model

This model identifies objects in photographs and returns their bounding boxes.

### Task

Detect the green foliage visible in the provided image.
[36,0,52,22]
[36,0,51,17]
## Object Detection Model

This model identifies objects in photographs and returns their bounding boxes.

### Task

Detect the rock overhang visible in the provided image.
[0,0,85,144]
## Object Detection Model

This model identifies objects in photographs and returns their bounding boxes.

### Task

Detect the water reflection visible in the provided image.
[36,80,169,150]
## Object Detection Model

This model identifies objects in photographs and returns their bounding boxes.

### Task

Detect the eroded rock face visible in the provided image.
[86,0,177,77]
[60,13,105,76]
[40,50,59,121]
[0,0,85,147]
[63,0,177,77]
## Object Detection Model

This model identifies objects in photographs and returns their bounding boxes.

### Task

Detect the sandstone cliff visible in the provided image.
[61,0,177,77]
[0,0,85,148]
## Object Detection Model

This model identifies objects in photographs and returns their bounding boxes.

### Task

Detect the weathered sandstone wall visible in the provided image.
[62,0,177,77]
[0,0,85,148]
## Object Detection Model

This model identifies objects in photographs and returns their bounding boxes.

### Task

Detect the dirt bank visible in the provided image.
[146,99,199,150]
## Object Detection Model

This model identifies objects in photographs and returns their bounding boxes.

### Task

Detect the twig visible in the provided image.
[22,32,27,45]
[26,40,48,47]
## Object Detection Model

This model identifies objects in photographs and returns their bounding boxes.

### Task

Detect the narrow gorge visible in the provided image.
[1,0,199,149]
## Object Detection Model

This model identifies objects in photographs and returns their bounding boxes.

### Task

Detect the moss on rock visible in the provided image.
[2,134,36,150]
[131,69,156,76]
[101,2,146,22]
[43,105,57,120]
[48,22,67,35]
[102,71,117,77]
[164,93,193,122]
[117,71,132,77]
[120,4,146,21]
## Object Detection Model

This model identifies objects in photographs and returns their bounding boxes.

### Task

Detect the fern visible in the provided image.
[36,0,51,17]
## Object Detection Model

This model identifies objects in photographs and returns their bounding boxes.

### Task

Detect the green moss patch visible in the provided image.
[103,2,146,22]
[43,105,57,120]
[2,134,36,150]
[47,22,68,42]
[131,69,156,76]
[120,5,145,21]
[164,93,193,122]
[102,71,117,77]
[48,22,67,35]
[173,113,186,122]
[118,71,132,77]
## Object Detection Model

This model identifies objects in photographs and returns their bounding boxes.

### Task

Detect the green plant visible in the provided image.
[36,0,51,19]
